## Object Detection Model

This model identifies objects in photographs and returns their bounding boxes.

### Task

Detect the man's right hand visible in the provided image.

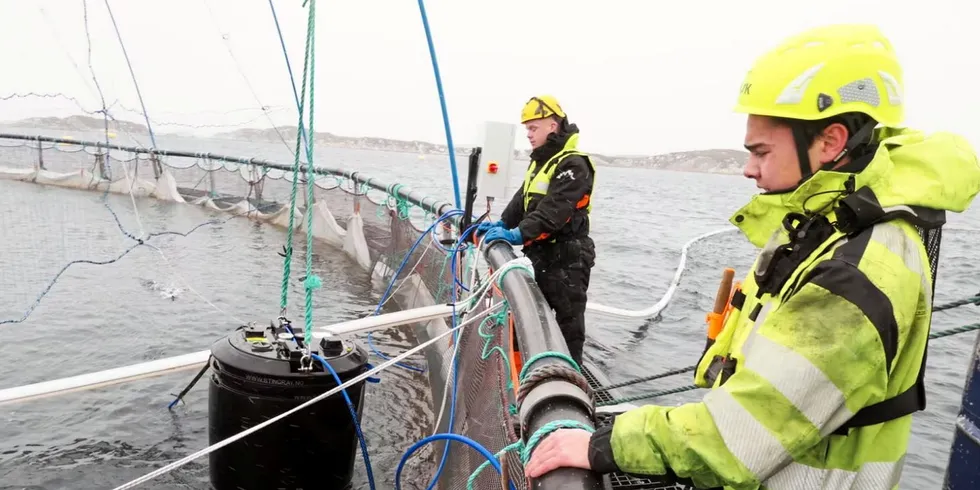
[475,220,503,236]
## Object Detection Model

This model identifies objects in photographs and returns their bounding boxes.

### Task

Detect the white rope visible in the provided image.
[112,256,519,489]
[431,232,491,435]
[430,319,463,436]
[585,226,738,318]
[112,300,505,490]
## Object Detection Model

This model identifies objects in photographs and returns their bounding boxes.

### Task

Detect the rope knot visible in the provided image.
[495,257,534,289]
[465,419,595,489]
[304,274,322,291]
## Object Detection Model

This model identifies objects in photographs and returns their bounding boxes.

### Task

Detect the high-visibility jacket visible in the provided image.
[500,130,596,247]
[588,127,980,489]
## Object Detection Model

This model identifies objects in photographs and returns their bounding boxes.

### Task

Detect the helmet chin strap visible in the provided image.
[793,119,878,186]
[791,124,814,184]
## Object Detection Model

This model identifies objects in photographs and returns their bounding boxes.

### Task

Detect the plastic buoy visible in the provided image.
[208,322,369,490]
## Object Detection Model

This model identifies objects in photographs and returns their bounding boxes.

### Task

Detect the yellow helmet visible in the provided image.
[734,24,904,126]
[521,95,566,123]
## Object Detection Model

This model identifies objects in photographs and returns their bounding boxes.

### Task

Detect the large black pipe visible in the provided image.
[0,132,456,219]
[484,242,601,490]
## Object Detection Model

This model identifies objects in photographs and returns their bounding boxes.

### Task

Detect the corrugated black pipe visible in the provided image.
[484,241,601,490]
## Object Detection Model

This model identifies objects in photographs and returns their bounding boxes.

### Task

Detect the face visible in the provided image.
[524,117,559,149]
[741,115,849,193]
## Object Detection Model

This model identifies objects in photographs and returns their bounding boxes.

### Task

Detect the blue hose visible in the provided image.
[423,226,479,490]
[416,0,462,210]
[373,218,481,488]
[311,354,376,490]
[368,209,464,372]
[395,433,517,490]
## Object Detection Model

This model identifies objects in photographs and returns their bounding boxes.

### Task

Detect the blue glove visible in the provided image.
[484,226,523,245]
[475,220,503,236]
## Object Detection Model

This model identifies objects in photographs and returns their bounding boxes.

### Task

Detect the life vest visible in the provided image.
[521,132,596,214]
[696,179,943,435]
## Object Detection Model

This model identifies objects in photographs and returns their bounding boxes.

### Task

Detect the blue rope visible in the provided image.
[395,433,517,490]
[423,225,476,490]
[0,243,141,325]
[5,0,253,326]
[416,0,461,210]
[81,0,114,185]
[266,0,312,163]
[311,354,376,490]
[83,0,139,248]
[369,209,463,373]
[103,0,157,150]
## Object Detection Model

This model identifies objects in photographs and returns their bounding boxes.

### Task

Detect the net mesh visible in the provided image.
[0,133,689,489]
[0,134,530,489]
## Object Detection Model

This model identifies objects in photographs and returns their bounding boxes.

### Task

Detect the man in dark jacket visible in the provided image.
[478,95,597,365]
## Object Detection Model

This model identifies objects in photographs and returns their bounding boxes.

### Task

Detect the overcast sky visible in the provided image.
[0,0,976,156]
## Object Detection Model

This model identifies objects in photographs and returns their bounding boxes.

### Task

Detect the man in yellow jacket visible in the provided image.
[523,24,980,489]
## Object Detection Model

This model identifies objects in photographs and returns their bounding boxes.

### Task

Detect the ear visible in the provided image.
[815,122,849,165]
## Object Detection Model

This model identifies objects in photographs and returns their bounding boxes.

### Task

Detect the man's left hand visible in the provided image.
[484,226,523,245]
[524,428,593,479]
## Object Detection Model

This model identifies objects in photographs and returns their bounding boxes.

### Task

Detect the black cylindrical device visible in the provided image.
[208,321,369,490]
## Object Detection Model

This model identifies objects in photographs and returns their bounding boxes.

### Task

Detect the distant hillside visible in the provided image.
[592,149,748,175]
[215,125,477,158]
[215,126,748,175]
[5,115,151,135]
[0,116,748,175]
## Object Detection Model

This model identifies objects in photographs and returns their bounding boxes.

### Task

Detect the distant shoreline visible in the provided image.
[0,115,748,175]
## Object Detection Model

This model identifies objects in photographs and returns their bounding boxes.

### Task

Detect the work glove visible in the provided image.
[475,220,503,236]
[484,226,523,245]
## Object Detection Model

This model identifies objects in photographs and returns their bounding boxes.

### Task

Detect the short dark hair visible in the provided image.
[772,112,877,149]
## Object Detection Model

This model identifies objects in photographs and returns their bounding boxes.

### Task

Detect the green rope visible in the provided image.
[494,260,535,289]
[433,252,454,303]
[934,295,980,312]
[278,1,316,314]
[479,305,510,362]
[930,322,980,339]
[596,365,696,393]
[466,419,594,489]
[598,384,700,407]
[301,0,320,345]
[279,0,320,341]
[596,323,980,408]
[388,183,412,220]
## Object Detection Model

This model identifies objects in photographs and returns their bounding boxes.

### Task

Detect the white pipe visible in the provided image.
[0,304,458,406]
[313,303,455,338]
[585,227,738,319]
[0,350,211,406]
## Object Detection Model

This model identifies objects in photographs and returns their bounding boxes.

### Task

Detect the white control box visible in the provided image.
[472,121,519,217]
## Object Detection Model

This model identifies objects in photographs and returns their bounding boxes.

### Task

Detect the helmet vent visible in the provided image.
[775,63,825,105]
[877,70,904,105]
[837,78,880,107]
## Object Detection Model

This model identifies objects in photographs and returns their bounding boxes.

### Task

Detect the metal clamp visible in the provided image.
[299,353,313,372]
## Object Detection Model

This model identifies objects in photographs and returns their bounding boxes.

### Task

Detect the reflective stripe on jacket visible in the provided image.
[593,127,980,489]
